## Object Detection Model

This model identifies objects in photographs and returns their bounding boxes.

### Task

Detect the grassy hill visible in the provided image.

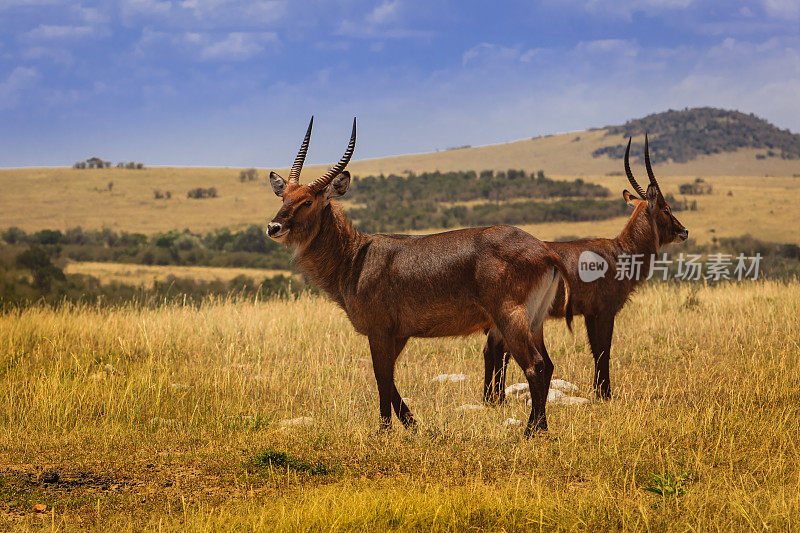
[593,107,800,164]
[1,108,799,245]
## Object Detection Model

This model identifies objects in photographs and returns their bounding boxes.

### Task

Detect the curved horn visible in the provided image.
[308,117,356,193]
[288,116,314,183]
[644,133,663,198]
[624,137,647,199]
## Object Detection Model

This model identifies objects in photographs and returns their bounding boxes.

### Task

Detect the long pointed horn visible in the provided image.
[308,117,356,193]
[288,116,314,183]
[624,137,647,199]
[644,133,663,197]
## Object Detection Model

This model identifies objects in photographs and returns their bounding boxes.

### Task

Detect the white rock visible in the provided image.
[431,373,467,383]
[502,418,523,427]
[552,396,590,406]
[550,379,579,394]
[280,416,314,428]
[504,382,529,397]
[547,389,565,402]
[170,383,189,390]
[527,389,589,406]
[455,404,485,412]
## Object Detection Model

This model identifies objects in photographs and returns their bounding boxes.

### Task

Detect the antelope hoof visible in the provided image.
[595,387,612,401]
[523,424,549,438]
[483,393,506,407]
[377,420,393,436]
[402,417,418,433]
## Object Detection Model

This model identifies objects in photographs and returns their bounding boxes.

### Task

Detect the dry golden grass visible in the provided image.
[1,281,799,530]
[63,262,291,288]
[2,128,799,238]
[349,129,800,178]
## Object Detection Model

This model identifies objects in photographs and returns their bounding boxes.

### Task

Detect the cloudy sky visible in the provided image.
[1,0,798,167]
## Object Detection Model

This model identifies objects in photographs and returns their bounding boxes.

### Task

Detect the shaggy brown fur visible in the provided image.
[268,168,573,435]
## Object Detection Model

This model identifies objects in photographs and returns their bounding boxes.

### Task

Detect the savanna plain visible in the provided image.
[1,281,799,530]
[2,121,800,530]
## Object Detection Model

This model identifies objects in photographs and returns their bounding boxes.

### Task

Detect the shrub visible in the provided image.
[1,227,26,245]
[187,187,218,199]
[239,168,259,182]
[679,178,713,195]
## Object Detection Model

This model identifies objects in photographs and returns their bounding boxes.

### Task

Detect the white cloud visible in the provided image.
[0,66,39,111]
[463,39,637,69]
[367,0,401,25]
[244,1,284,22]
[133,28,278,61]
[198,32,277,61]
[337,0,431,40]
[0,0,63,9]
[556,0,695,20]
[575,38,636,56]
[21,45,74,65]
[462,43,522,67]
[23,24,95,41]
[73,5,109,24]
[762,0,800,19]
[132,26,166,56]
[172,0,285,25]
[121,0,171,19]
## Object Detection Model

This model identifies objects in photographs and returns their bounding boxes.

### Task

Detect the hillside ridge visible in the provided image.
[592,107,800,164]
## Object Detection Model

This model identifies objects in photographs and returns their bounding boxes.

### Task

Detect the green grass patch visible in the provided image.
[250,449,332,476]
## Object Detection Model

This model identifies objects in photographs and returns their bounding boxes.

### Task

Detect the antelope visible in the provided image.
[483,136,688,403]
[266,117,572,435]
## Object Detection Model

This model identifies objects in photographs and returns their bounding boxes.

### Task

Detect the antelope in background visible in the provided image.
[483,136,688,403]
[267,117,572,435]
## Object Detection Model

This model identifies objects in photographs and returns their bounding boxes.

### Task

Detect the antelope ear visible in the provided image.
[269,171,286,197]
[623,189,639,208]
[645,183,659,212]
[325,171,351,199]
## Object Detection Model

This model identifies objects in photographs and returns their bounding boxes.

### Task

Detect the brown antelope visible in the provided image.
[483,135,688,403]
[266,117,572,435]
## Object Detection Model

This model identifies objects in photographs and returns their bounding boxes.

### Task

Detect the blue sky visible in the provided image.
[1,0,799,167]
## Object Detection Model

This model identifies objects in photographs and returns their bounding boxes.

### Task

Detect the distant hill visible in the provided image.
[592,107,800,164]
[1,107,800,237]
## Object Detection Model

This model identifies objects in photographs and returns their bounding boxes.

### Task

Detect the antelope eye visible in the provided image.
[302,200,313,207]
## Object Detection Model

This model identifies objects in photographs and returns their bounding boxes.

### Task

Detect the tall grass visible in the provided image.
[0,281,798,530]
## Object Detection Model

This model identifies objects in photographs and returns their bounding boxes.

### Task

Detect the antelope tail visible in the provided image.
[547,251,573,332]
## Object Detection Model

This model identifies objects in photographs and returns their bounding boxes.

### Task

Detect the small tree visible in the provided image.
[239,168,258,182]
[16,247,66,292]
[187,187,218,199]
[1,227,26,244]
